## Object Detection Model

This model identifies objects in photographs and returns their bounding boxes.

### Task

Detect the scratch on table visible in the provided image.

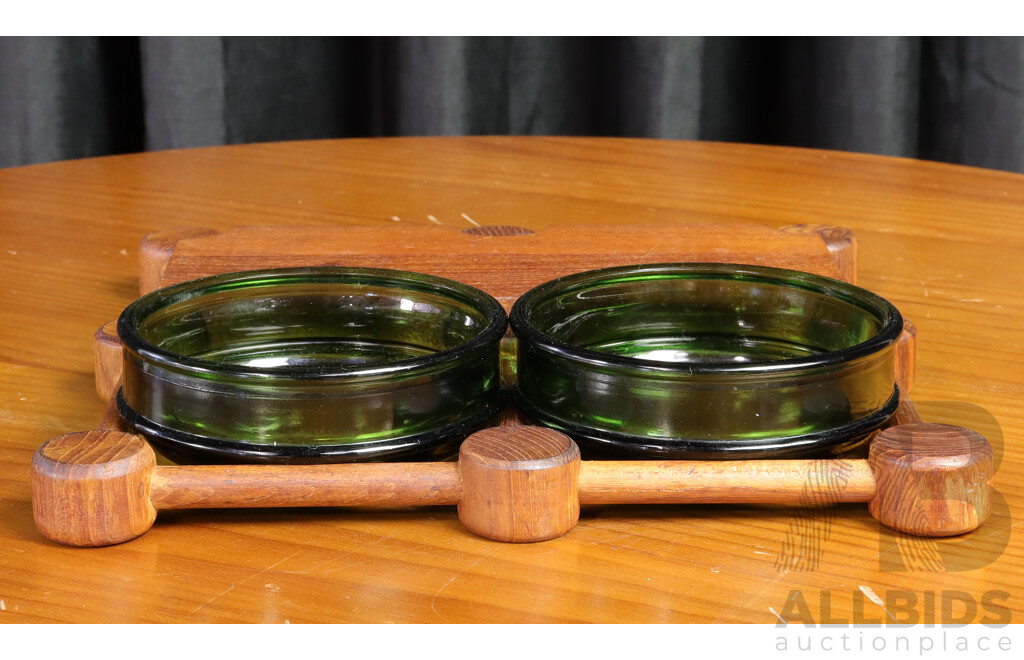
[918,278,939,299]
[431,561,479,622]
[859,585,898,623]
[430,572,462,620]
[461,213,480,227]
[391,216,401,222]
[190,550,302,615]
[317,531,399,575]
[858,535,906,567]
[640,241,663,259]
[427,215,443,225]
[769,606,787,624]
[429,544,500,621]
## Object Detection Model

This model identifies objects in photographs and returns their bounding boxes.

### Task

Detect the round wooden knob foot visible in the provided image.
[458,426,581,542]
[32,431,157,546]
[869,423,992,537]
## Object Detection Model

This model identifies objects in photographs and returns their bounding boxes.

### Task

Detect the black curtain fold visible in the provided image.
[2,36,1023,174]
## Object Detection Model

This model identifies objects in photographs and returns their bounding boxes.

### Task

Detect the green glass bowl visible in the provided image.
[509,263,902,459]
[117,267,507,464]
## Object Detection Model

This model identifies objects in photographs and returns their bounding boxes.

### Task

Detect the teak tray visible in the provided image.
[94,222,866,401]
[32,222,993,547]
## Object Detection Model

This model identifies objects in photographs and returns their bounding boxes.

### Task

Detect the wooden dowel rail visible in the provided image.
[576,460,877,505]
[150,463,464,510]
[143,458,879,511]
[32,415,991,547]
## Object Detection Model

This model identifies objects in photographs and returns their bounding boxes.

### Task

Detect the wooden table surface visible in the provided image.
[1,137,1021,624]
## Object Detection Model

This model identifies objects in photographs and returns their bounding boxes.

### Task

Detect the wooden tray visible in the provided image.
[95,222,877,404]
[39,222,991,551]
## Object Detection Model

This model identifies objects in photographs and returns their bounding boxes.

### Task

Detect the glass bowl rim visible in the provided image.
[513,385,900,458]
[115,388,502,462]
[508,262,903,376]
[118,266,508,381]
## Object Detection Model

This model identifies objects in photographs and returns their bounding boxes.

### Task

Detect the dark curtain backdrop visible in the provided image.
[2,36,1024,173]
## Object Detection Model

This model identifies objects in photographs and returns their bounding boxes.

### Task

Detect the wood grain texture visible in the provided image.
[93,321,121,401]
[32,431,156,547]
[38,421,989,544]
[138,227,219,294]
[779,224,858,284]
[462,225,534,237]
[895,319,917,394]
[869,423,993,536]
[151,223,843,309]
[152,463,462,510]
[100,221,850,399]
[892,384,925,427]
[458,426,580,543]
[96,384,129,433]
[578,460,877,505]
[2,137,1022,623]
